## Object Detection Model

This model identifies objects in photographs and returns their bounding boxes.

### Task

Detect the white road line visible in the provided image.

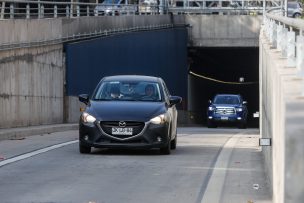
[0,140,79,167]
[201,131,245,203]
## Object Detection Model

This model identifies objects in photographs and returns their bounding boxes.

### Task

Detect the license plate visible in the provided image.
[221,117,228,120]
[112,127,133,135]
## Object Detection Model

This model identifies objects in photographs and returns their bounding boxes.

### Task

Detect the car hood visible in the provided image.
[86,101,166,122]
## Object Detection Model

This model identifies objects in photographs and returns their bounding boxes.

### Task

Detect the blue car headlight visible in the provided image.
[81,112,96,123]
[236,108,243,112]
[208,106,215,111]
[150,114,166,124]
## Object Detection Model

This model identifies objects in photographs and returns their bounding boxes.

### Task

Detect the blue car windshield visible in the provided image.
[213,96,240,105]
[92,81,163,102]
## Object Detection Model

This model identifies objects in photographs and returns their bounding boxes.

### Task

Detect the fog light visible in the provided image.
[208,116,213,119]
[84,135,89,141]
[237,117,242,120]
[157,137,162,142]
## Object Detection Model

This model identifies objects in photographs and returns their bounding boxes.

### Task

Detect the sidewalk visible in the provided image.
[0,123,78,141]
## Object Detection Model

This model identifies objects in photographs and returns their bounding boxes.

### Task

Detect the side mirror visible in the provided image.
[169,96,182,106]
[79,94,89,105]
[243,101,247,105]
[208,100,212,104]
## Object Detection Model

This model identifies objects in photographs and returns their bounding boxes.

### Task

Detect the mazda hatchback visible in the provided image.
[78,75,182,155]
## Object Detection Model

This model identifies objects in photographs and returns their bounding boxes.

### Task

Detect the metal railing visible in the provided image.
[167,7,264,15]
[0,24,185,51]
[0,0,163,19]
[263,8,304,95]
[0,0,283,19]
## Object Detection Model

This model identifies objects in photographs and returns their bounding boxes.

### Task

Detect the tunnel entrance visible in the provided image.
[187,47,259,127]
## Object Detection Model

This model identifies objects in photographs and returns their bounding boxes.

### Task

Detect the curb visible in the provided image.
[0,123,79,141]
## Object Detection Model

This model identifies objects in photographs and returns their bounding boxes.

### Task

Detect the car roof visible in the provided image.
[102,75,161,83]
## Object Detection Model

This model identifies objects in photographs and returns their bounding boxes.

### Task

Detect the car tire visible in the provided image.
[171,134,177,150]
[293,13,301,18]
[160,142,171,155]
[79,143,91,154]
[160,132,171,155]
[238,122,247,129]
[207,120,216,128]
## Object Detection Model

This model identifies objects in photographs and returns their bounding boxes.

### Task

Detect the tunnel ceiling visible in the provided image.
[188,47,259,82]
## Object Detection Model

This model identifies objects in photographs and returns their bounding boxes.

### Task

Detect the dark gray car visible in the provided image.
[78,75,182,155]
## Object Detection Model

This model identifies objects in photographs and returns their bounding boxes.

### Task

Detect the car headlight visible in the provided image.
[81,112,96,123]
[236,108,243,112]
[208,106,214,111]
[150,114,166,124]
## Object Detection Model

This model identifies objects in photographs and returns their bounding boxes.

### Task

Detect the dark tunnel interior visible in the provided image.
[187,47,259,128]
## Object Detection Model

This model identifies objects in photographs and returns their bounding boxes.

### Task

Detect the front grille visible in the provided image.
[100,121,145,139]
[215,107,236,115]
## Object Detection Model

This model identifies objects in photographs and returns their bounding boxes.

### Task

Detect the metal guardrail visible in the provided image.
[264,8,304,95]
[0,0,282,19]
[167,7,264,15]
[0,0,162,19]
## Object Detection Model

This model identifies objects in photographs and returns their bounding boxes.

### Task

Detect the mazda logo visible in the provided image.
[119,121,126,127]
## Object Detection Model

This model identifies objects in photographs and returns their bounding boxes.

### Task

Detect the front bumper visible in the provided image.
[207,112,246,123]
[79,121,170,149]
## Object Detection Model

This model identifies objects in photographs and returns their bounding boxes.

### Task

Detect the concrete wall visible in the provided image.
[61,15,185,37]
[186,15,262,47]
[0,19,63,44]
[0,45,64,128]
[260,29,304,203]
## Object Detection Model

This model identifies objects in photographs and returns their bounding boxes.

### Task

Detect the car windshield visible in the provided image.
[92,81,162,102]
[213,95,240,104]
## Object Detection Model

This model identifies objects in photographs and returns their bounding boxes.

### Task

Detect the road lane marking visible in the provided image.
[195,140,224,203]
[0,140,78,167]
[199,131,246,203]
[184,166,258,172]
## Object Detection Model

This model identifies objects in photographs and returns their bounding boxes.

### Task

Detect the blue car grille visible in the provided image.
[215,107,236,115]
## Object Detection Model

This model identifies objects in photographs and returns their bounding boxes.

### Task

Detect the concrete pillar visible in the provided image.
[287,30,296,67]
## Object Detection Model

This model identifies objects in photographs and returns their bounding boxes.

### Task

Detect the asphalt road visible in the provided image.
[0,127,271,203]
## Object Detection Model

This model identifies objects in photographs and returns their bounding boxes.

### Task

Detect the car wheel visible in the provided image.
[171,133,177,150]
[160,131,171,155]
[79,143,91,154]
[293,13,301,18]
[238,122,247,129]
[207,120,216,128]
[160,142,171,155]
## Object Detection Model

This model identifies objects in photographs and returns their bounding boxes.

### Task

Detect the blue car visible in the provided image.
[207,94,248,128]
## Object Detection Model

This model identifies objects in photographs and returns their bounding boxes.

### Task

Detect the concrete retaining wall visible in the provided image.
[186,15,262,47]
[0,15,185,45]
[260,29,304,203]
[0,45,64,128]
